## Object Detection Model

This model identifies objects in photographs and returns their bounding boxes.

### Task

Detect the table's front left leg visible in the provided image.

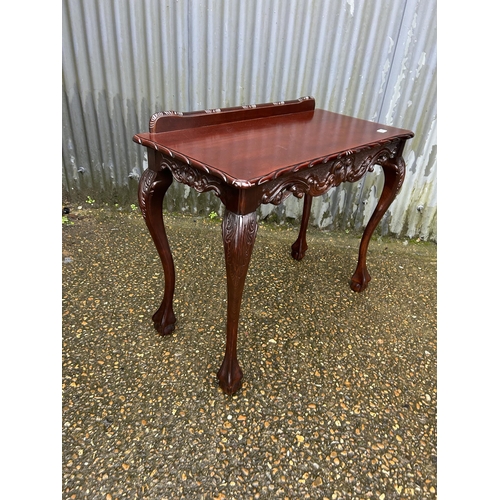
[218,209,258,395]
[350,156,405,292]
[138,168,177,335]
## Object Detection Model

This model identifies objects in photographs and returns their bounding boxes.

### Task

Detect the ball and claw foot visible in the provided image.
[152,309,176,336]
[291,238,308,261]
[217,358,243,395]
[350,267,371,293]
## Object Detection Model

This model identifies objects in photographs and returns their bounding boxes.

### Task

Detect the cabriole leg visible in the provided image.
[291,193,313,261]
[138,168,177,335]
[350,157,405,292]
[217,210,258,394]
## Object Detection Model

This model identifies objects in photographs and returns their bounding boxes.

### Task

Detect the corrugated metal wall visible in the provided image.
[62,0,437,241]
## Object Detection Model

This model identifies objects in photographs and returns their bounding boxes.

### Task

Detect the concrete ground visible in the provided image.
[62,206,437,500]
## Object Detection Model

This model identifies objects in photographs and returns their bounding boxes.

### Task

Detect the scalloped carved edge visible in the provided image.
[134,135,409,192]
[260,144,400,206]
[159,155,227,198]
[150,141,405,215]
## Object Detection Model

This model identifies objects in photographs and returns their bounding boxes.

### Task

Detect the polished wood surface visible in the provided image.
[134,97,414,394]
[134,97,413,188]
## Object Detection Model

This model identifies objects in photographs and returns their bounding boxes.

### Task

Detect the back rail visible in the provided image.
[149,96,315,133]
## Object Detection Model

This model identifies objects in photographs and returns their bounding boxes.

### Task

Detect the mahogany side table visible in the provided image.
[133,97,414,394]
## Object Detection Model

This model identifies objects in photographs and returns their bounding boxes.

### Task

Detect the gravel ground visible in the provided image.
[62,206,437,500]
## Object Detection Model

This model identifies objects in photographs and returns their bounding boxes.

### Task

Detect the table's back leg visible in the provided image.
[291,193,313,260]
[350,156,405,292]
[138,168,177,335]
[217,209,258,395]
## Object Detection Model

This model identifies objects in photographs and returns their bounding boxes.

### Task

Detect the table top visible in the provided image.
[133,98,413,188]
